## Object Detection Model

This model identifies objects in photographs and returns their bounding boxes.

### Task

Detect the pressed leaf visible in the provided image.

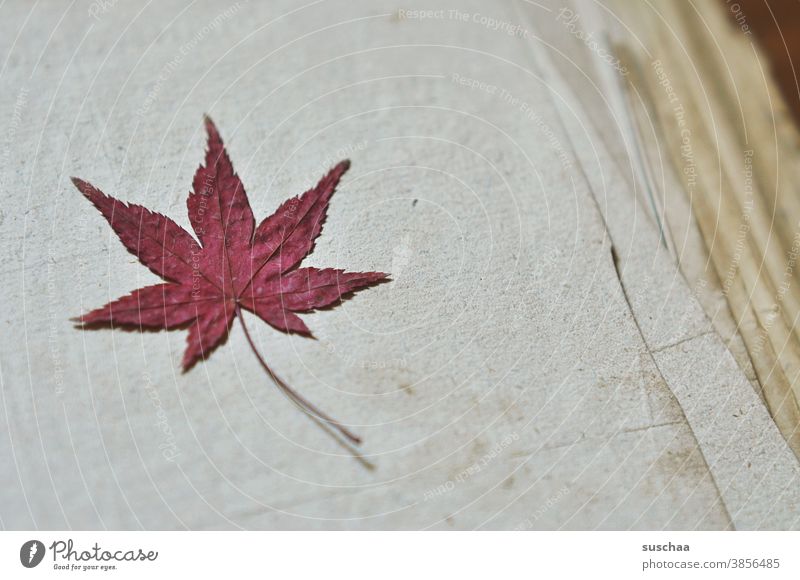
[74,117,388,444]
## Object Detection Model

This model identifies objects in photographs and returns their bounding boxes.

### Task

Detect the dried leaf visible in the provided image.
[73,117,389,443]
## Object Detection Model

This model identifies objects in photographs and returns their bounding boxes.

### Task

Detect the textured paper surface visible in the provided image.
[0,0,797,529]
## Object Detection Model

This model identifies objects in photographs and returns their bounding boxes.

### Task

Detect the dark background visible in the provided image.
[731,0,800,123]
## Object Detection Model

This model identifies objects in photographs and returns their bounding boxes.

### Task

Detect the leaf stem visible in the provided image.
[235,304,361,445]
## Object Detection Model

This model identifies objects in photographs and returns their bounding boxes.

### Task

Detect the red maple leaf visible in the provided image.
[73,116,388,443]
